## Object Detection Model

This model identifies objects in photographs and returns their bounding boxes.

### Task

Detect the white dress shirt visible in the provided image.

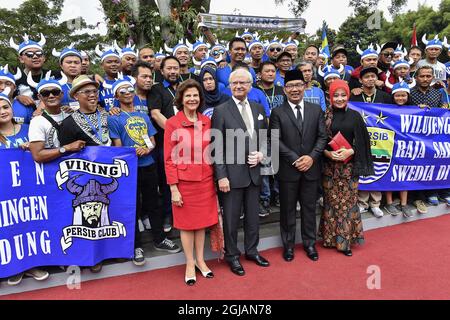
[232,96,254,135]
[288,99,305,120]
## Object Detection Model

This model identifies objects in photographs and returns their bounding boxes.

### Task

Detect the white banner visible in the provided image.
[60,221,127,253]
[198,13,306,32]
[56,159,129,189]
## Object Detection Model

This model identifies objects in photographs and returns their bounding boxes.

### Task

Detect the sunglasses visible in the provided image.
[212,49,225,56]
[382,52,394,57]
[23,51,44,58]
[39,89,62,97]
[269,47,282,52]
[118,87,135,95]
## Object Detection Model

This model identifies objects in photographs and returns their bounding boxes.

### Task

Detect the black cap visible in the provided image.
[276,51,293,62]
[380,42,398,52]
[284,69,305,84]
[359,67,379,79]
[331,45,348,58]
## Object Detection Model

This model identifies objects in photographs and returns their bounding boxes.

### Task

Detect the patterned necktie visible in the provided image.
[240,101,252,135]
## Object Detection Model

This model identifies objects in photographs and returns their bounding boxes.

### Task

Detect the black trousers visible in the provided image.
[155,145,172,222]
[221,183,260,261]
[279,178,319,249]
[136,164,164,248]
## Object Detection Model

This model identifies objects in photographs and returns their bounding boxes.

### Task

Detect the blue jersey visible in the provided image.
[0,124,29,149]
[99,79,116,112]
[12,99,34,124]
[108,111,157,167]
[61,83,80,110]
[440,88,450,109]
[303,87,326,111]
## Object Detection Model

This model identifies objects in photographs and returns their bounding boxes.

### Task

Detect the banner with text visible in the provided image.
[0,147,137,278]
[348,102,450,191]
[198,13,306,32]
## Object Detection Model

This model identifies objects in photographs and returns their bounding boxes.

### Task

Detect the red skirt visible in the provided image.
[173,176,218,231]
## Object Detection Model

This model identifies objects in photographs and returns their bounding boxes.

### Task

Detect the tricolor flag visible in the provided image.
[321,21,331,60]
[411,23,417,47]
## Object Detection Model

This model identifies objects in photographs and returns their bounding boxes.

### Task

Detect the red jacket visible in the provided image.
[164,111,213,185]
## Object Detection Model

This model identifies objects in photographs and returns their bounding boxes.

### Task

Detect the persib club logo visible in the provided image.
[55,158,129,253]
[359,127,395,184]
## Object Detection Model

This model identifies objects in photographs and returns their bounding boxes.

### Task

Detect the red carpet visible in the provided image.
[3,214,450,300]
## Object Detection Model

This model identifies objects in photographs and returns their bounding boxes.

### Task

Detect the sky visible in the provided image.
[0,0,442,36]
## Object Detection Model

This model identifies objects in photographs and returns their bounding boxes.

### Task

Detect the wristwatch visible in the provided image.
[59,147,66,154]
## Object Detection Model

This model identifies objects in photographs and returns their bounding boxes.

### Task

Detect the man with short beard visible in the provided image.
[378,42,397,73]
[350,67,392,104]
[148,56,182,234]
[265,39,283,63]
[120,51,138,76]
[274,52,293,87]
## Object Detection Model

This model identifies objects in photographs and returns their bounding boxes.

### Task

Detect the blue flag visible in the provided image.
[348,102,450,191]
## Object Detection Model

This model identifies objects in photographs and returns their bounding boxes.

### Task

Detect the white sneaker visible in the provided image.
[358,205,368,214]
[371,207,384,218]
[142,217,152,230]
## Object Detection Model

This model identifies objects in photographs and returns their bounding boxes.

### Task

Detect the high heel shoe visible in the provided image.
[185,274,196,286]
[195,264,214,278]
[342,249,353,257]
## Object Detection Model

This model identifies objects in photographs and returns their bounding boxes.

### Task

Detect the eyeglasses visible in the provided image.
[285,83,305,89]
[118,87,135,95]
[230,81,251,86]
[77,89,99,96]
[382,52,394,57]
[269,47,282,52]
[23,51,44,58]
[39,89,62,97]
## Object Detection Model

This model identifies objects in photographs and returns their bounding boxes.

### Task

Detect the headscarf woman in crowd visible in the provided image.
[198,66,229,119]
[319,79,374,257]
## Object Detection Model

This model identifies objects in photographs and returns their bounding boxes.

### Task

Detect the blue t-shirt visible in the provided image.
[221,87,270,116]
[440,88,450,109]
[61,83,80,110]
[12,99,34,124]
[216,65,257,87]
[132,95,149,114]
[108,112,157,167]
[303,87,326,111]
[0,124,29,149]
[99,79,116,112]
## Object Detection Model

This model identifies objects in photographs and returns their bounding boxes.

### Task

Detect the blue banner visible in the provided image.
[348,102,450,191]
[0,147,137,278]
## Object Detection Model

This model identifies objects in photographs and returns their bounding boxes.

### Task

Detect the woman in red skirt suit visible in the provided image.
[164,79,218,286]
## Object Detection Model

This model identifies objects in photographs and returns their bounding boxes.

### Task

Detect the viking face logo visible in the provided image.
[66,175,118,227]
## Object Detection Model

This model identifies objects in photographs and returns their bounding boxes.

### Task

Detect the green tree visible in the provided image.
[0,0,103,71]
[335,7,389,67]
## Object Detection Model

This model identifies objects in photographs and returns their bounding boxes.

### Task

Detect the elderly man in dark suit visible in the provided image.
[211,68,269,276]
[269,70,327,262]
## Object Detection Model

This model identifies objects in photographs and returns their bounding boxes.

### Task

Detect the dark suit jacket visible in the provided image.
[211,98,268,189]
[269,101,327,182]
